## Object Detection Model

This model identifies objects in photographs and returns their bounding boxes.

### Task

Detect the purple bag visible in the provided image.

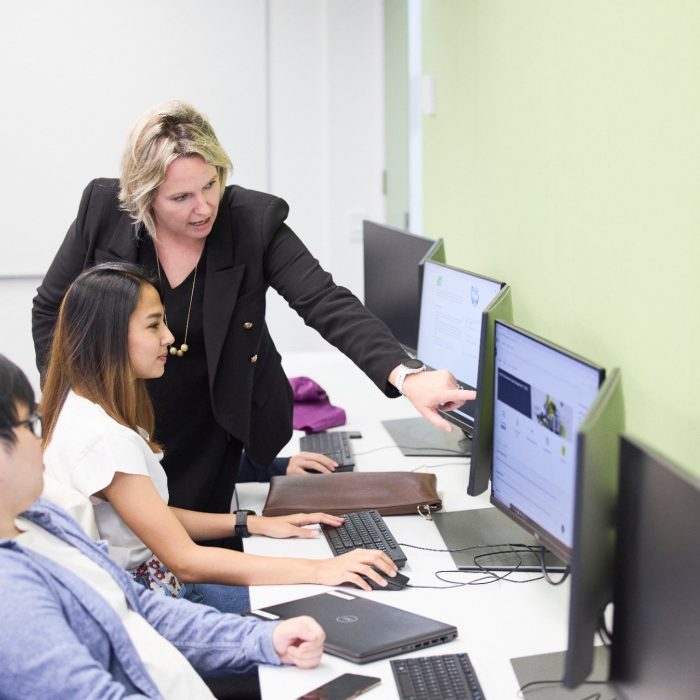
[289,376,347,434]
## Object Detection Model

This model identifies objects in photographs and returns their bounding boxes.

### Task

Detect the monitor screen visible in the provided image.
[362,220,440,352]
[491,321,604,563]
[610,436,700,699]
[417,259,503,432]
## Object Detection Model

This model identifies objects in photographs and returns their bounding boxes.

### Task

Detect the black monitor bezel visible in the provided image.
[467,284,514,496]
[610,434,700,699]
[564,367,624,688]
[490,320,605,564]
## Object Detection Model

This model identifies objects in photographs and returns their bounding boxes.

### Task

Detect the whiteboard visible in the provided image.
[0,0,268,276]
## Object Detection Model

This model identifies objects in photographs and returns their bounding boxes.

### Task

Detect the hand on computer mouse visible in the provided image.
[286,451,338,475]
[352,567,410,591]
[315,550,397,591]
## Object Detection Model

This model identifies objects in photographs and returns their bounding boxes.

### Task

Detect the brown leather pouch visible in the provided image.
[261,471,442,517]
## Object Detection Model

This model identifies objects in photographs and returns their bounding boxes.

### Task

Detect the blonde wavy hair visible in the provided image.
[119,100,233,238]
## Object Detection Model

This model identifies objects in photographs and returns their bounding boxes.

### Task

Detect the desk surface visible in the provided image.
[238,351,572,699]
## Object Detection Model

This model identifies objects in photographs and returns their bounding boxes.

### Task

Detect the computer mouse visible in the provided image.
[350,568,410,591]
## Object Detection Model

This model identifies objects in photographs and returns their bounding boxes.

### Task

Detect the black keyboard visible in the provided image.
[391,654,486,700]
[321,510,407,568]
[299,431,355,471]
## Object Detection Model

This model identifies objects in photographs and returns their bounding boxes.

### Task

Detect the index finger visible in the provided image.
[439,388,476,406]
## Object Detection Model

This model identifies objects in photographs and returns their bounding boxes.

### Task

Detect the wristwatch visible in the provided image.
[395,359,427,395]
[234,509,256,538]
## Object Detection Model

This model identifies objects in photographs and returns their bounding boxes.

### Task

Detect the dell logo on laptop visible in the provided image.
[336,615,359,623]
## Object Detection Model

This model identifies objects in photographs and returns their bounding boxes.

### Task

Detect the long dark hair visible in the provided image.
[0,354,36,449]
[40,262,162,452]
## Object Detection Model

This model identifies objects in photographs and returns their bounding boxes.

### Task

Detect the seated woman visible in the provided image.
[0,353,325,698]
[40,263,398,613]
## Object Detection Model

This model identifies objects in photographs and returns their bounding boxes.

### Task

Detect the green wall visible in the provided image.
[422,1,700,475]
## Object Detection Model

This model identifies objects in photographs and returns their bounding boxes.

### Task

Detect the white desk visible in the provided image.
[237,351,572,699]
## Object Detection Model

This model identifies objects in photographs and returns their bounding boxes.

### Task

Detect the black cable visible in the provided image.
[399,546,546,588]
[396,543,547,587]
[528,545,570,586]
[398,539,573,587]
[410,461,469,472]
[471,548,545,583]
[518,679,616,699]
[398,540,535,554]
[394,446,468,456]
[353,443,469,457]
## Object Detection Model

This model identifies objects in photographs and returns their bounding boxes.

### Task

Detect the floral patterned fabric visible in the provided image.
[130,556,184,598]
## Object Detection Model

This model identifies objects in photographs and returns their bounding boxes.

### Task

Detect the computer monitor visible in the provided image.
[564,366,624,687]
[362,220,443,354]
[419,260,505,433]
[467,285,514,496]
[490,321,605,564]
[492,323,624,691]
[610,436,700,699]
[381,260,506,458]
[434,323,612,579]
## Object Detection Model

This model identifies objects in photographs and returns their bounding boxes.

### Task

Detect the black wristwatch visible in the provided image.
[234,510,256,538]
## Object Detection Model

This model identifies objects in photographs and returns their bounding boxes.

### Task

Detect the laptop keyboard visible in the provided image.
[391,653,486,700]
[321,510,407,568]
[299,431,355,471]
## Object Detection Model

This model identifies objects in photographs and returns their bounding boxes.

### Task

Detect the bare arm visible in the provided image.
[102,472,398,590]
[169,506,345,541]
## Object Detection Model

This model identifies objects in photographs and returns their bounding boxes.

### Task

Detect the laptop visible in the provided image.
[243,590,458,664]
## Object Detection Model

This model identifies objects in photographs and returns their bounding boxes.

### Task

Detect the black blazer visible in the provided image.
[32,179,407,464]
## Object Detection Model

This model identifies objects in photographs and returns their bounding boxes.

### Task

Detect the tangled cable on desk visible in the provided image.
[397,541,570,588]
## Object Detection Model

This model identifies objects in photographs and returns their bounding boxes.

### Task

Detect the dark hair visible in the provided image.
[0,354,36,449]
[40,262,162,451]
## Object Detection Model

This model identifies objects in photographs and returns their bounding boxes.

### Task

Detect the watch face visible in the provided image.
[404,359,424,370]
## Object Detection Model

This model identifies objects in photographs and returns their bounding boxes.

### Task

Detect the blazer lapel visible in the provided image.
[203,201,244,383]
[106,214,140,262]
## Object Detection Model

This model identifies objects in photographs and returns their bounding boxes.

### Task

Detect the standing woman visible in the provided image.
[33,100,473,518]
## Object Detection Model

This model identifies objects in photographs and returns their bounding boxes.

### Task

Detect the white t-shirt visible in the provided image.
[44,391,169,570]
[16,517,214,699]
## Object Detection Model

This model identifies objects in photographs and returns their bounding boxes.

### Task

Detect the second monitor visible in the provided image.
[382,259,508,457]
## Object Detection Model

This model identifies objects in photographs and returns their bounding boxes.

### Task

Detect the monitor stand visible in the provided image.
[432,508,567,573]
[511,645,613,699]
[381,417,472,457]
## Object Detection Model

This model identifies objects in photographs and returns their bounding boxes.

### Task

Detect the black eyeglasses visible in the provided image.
[13,411,43,439]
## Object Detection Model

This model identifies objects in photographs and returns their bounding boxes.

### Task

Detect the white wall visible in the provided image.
[0,278,41,392]
[264,0,385,353]
[0,0,385,392]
